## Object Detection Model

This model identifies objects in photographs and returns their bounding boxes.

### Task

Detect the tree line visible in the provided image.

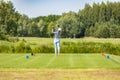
[57,2,120,38]
[0,0,120,38]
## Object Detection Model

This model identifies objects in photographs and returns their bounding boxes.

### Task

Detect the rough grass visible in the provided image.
[0,38,120,54]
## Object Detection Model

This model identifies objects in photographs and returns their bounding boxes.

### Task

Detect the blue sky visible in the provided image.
[5,0,120,18]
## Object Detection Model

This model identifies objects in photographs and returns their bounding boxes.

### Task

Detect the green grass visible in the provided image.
[0,54,120,69]
[0,53,120,80]
[18,37,120,46]
[0,38,120,80]
[0,38,120,54]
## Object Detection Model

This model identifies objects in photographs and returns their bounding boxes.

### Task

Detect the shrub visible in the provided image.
[0,34,9,41]
[15,41,32,53]
[32,45,54,53]
[61,41,120,55]
[0,44,10,53]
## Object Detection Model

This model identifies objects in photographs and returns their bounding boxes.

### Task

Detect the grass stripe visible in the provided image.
[45,56,56,67]
[69,54,74,67]
[21,55,42,68]
[0,54,120,69]
[111,55,120,64]
[0,54,25,68]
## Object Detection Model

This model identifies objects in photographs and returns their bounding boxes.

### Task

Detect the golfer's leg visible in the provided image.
[57,41,60,55]
[54,43,57,56]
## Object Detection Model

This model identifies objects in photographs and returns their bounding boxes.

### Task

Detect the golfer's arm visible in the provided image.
[52,28,57,34]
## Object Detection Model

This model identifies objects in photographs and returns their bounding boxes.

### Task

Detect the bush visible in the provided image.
[32,45,54,53]
[60,41,120,55]
[15,41,32,53]
[0,34,9,40]
[0,44,10,53]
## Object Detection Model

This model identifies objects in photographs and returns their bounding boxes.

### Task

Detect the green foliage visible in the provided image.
[0,44,9,53]
[0,34,9,40]
[57,11,80,38]
[79,2,120,38]
[30,15,61,37]
[85,22,120,38]
[0,0,19,36]
[15,41,32,53]
[94,23,110,38]
[31,39,120,55]
[47,22,55,37]
[1,38,120,55]
[32,45,54,53]
[17,15,29,37]
[0,1,120,38]
[109,24,120,38]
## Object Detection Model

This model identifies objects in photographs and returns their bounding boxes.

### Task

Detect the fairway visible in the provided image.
[0,54,120,69]
[0,54,120,80]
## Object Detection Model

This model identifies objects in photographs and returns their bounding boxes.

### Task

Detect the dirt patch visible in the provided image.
[0,69,120,80]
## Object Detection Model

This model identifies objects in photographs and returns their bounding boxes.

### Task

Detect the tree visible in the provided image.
[17,15,29,36]
[37,19,45,37]
[57,11,79,38]
[92,3,100,23]
[112,2,120,25]
[0,1,120,38]
[0,0,19,36]
[109,24,120,38]
[47,22,55,37]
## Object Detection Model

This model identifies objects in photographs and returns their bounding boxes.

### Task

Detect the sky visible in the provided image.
[4,0,120,18]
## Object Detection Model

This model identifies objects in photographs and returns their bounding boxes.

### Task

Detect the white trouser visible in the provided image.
[54,39,60,56]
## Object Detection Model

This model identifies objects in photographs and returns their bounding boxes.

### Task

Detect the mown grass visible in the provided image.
[0,54,120,69]
[0,53,120,80]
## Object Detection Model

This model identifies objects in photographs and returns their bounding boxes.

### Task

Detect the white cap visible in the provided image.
[58,28,61,31]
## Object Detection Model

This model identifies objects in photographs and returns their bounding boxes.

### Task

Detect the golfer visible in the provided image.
[52,25,61,56]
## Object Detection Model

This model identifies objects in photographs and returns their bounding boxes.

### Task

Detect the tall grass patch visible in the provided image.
[0,38,120,55]
[61,41,120,55]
